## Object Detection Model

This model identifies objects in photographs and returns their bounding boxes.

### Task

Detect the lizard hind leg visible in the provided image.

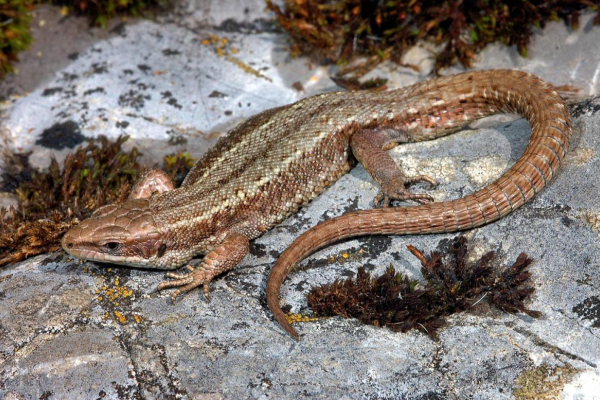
[157,232,250,301]
[351,128,437,208]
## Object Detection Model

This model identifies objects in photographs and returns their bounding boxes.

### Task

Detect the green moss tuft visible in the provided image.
[49,0,170,27]
[514,363,581,399]
[0,0,34,77]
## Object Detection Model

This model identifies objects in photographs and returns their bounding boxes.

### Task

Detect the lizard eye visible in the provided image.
[157,243,167,258]
[103,242,122,252]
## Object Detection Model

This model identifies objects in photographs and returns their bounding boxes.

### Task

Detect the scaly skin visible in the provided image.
[61,70,571,339]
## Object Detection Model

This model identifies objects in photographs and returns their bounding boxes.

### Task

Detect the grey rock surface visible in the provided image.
[1,3,600,400]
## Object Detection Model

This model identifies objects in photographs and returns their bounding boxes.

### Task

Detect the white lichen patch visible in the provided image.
[394,155,458,185]
[578,209,600,232]
[562,369,600,399]
[463,155,508,186]
[568,147,596,167]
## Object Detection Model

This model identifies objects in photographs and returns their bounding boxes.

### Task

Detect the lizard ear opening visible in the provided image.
[157,243,167,258]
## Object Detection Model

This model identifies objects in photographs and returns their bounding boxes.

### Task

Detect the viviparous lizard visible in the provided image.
[61,69,571,340]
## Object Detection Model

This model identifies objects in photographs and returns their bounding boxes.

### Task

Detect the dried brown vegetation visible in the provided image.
[307,236,541,337]
[267,0,600,77]
[0,136,195,267]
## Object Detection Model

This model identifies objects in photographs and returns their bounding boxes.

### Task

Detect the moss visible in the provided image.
[0,0,170,77]
[513,364,580,400]
[49,0,171,27]
[162,151,196,187]
[0,135,195,266]
[266,0,600,77]
[307,236,541,337]
[0,0,34,78]
[0,136,140,266]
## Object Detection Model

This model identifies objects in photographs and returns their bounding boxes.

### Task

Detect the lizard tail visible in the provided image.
[266,70,572,339]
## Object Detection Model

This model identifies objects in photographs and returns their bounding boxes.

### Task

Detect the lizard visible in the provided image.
[61,69,571,340]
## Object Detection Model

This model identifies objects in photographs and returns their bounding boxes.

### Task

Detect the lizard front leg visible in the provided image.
[157,232,250,301]
[351,129,437,207]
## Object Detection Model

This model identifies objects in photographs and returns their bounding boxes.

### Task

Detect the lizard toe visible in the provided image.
[374,174,437,207]
[158,265,217,302]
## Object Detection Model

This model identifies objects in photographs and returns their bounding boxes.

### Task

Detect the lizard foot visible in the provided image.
[374,174,437,207]
[157,232,250,303]
[158,264,216,302]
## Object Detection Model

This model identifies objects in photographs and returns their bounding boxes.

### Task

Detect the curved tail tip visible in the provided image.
[278,314,301,340]
[286,325,300,341]
[268,290,301,340]
[270,309,301,340]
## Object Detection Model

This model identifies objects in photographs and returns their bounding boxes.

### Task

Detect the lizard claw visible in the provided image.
[375,192,434,207]
[157,264,215,302]
[203,283,211,302]
[405,174,438,187]
[157,233,250,302]
[374,174,437,208]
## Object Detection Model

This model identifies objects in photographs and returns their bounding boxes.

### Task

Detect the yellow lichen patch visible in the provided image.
[226,56,273,82]
[513,364,581,400]
[101,282,134,302]
[569,147,595,167]
[91,270,140,325]
[199,33,272,82]
[114,311,127,324]
[286,313,321,325]
[328,248,366,264]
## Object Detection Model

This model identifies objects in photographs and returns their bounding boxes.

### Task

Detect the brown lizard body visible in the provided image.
[61,70,571,339]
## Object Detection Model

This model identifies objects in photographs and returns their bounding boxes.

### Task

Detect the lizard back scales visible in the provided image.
[266,69,571,339]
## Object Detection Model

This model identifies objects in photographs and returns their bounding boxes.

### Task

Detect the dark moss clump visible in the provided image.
[162,151,196,187]
[0,0,34,78]
[0,135,196,266]
[49,0,171,27]
[307,236,541,337]
[267,0,600,76]
[0,136,140,266]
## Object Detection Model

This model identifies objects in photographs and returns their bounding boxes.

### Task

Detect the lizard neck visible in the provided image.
[149,186,227,258]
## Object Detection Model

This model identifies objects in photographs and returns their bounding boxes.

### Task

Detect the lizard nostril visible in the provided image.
[67,242,74,249]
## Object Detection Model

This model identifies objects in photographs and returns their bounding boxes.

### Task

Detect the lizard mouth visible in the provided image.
[61,234,152,267]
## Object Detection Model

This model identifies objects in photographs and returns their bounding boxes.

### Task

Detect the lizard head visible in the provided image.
[62,198,170,268]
